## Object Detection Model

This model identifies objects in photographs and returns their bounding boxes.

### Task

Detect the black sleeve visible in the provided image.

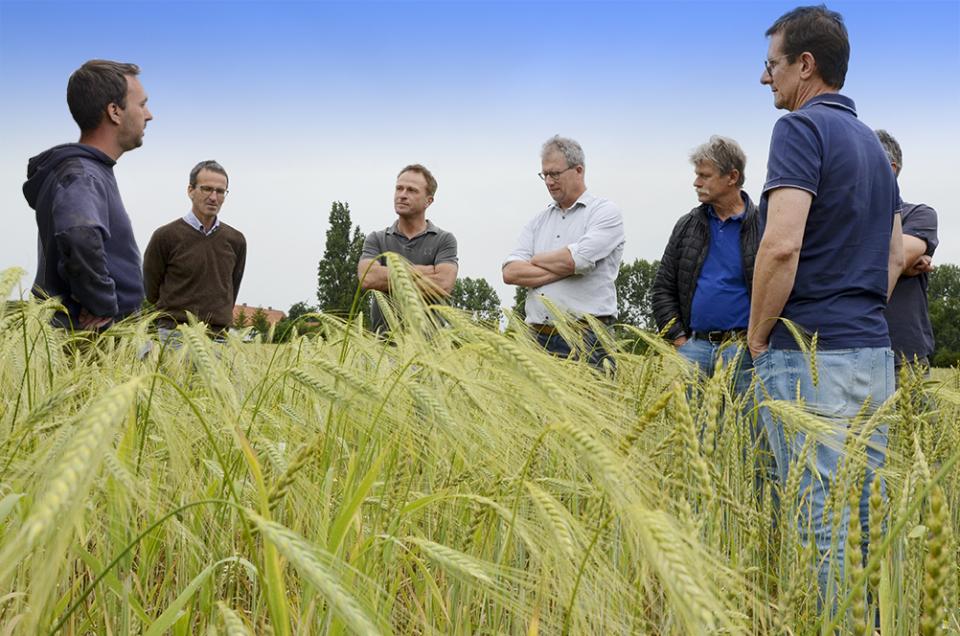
[651,218,686,340]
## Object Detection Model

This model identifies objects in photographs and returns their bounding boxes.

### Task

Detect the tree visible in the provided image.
[929,263,960,367]
[511,286,528,320]
[287,301,316,322]
[450,277,501,324]
[615,258,660,331]
[234,306,248,329]
[251,307,270,336]
[272,301,320,343]
[317,201,366,317]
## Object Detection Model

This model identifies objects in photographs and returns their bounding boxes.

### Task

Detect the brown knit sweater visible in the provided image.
[143,219,246,329]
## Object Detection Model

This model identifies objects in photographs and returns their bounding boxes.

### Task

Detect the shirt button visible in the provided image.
[556,235,560,238]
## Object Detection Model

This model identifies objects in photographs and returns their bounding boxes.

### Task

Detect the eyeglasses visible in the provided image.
[194,185,229,197]
[538,166,577,181]
[763,54,791,76]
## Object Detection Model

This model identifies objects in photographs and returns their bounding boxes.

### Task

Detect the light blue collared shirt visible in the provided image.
[504,191,625,324]
[181,210,220,236]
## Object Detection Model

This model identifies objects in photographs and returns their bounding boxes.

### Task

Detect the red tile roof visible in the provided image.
[233,303,286,327]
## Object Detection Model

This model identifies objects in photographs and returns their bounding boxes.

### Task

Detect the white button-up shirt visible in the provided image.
[182,211,220,236]
[505,191,625,324]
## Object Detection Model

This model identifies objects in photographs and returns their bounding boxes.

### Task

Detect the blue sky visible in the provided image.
[2,0,958,311]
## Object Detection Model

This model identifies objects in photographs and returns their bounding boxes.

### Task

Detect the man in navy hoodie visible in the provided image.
[23,60,152,330]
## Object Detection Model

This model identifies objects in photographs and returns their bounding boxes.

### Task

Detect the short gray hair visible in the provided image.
[541,135,585,169]
[689,135,747,187]
[189,160,229,187]
[875,129,902,176]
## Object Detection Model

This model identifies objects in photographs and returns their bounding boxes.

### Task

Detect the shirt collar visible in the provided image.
[182,210,220,236]
[385,219,437,238]
[548,190,595,213]
[799,92,857,117]
[706,191,748,222]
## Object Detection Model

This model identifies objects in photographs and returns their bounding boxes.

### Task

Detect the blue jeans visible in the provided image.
[536,328,613,371]
[678,337,754,398]
[680,337,769,490]
[754,347,894,605]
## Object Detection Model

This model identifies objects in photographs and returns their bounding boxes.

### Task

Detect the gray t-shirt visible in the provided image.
[361,219,458,331]
[885,202,938,363]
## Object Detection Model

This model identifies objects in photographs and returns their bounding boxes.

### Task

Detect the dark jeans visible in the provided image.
[535,328,614,371]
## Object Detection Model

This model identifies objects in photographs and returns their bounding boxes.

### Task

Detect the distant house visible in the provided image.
[232,303,286,327]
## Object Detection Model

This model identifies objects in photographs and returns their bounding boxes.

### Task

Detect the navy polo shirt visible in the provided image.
[690,206,750,332]
[760,93,899,350]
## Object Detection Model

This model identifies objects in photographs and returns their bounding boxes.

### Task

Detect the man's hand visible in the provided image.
[903,254,934,277]
[748,340,768,360]
[78,308,111,330]
[357,258,390,292]
[672,335,688,348]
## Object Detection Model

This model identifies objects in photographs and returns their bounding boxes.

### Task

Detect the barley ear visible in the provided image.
[247,511,389,635]
[920,485,950,636]
[217,601,253,636]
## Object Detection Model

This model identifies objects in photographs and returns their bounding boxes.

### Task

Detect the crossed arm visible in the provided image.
[901,235,932,277]
[501,247,575,287]
[357,258,458,296]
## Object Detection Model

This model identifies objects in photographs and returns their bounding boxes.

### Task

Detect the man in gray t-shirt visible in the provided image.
[876,130,939,375]
[357,164,458,332]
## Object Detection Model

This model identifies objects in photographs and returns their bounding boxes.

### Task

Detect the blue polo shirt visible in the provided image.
[760,93,899,350]
[690,206,750,332]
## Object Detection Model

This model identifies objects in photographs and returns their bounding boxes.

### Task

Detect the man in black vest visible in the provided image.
[652,135,760,396]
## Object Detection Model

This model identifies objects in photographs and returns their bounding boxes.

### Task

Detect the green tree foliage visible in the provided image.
[929,263,960,367]
[272,301,320,343]
[616,258,660,330]
[287,301,316,322]
[317,201,366,317]
[251,307,270,336]
[450,277,501,324]
[511,286,528,320]
[233,306,248,329]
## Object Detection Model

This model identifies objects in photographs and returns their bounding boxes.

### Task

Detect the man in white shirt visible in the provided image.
[503,135,625,368]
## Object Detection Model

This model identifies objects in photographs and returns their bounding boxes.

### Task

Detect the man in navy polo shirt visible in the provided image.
[748,5,903,605]
[652,135,760,397]
[875,129,939,380]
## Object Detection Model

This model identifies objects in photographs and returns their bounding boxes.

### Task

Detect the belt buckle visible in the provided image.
[707,330,725,344]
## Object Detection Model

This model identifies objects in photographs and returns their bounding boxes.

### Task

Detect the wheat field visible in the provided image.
[0,261,957,635]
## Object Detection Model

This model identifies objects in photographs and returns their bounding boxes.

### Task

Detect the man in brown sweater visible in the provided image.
[143,160,246,334]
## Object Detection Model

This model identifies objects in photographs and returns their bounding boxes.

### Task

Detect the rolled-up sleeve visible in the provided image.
[503,216,537,266]
[567,202,625,275]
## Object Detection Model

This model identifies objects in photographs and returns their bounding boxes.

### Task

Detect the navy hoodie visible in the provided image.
[23,143,144,325]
